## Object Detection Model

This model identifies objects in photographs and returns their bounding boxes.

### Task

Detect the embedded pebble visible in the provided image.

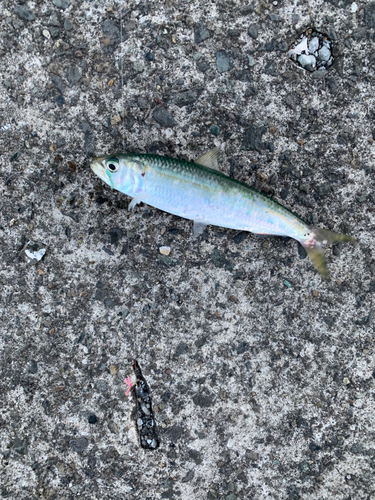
[216,50,230,73]
[318,46,331,62]
[159,246,171,256]
[297,54,316,69]
[14,5,35,22]
[248,24,258,39]
[247,55,255,67]
[25,241,47,262]
[64,19,73,30]
[308,37,319,53]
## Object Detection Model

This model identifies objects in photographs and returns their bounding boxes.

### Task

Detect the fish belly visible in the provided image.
[143,166,308,239]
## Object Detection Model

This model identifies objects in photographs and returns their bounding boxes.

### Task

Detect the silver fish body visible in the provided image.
[90,150,354,276]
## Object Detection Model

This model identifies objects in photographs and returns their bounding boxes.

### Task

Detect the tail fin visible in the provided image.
[301,228,355,278]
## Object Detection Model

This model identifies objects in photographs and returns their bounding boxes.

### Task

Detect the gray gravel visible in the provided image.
[1,1,375,499]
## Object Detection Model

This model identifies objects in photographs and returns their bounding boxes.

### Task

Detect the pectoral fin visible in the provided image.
[129,194,148,210]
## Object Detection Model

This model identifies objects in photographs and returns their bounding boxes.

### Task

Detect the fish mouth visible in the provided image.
[90,156,111,187]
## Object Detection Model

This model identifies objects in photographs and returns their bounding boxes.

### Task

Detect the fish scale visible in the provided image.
[91,149,354,276]
[135,154,304,235]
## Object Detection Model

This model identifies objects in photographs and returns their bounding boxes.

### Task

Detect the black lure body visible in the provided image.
[131,360,159,450]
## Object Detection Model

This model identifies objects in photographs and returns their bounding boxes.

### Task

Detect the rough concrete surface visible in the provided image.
[0,0,375,499]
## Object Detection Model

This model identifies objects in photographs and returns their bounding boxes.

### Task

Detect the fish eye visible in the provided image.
[105,158,120,173]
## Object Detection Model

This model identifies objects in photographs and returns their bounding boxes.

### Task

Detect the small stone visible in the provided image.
[65,66,81,85]
[350,442,362,454]
[51,76,64,94]
[210,124,219,136]
[309,442,321,451]
[237,341,249,354]
[328,27,337,41]
[297,54,316,69]
[133,61,144,73]
[109,365,118,375]
[101,19,120,54]
[172,90,198,107]
[241,125,266,151]
[246,450,259,461]
[343,377,350,385]
[299,183,310,194]
[228,29,241,37]
[194,22,209,43]
[50,26,59,38]
[311,69,327,79]
[269,14,283,22]
[308,37,319,53]
[13,437,27,455]
[193,53,202,61]
[247,55,255,66]
[88,414,97,424]
[111,115,121,126]
[159,246,171,256]
[125,20,136,31]
[153,108,176,128]
[52,0,70,9]
[283,280,291,288]
[264,61,277,76]
[192,394,213,407]
[266,39,274,52]
[291,14,300,24]
[276,41,288,52]
[120,308,129,318]
[216,50,230,73]
[55,95,64,106]
[14,5,35,22]
[64,19,73,30]
[42,29,51,39]
[364,2,375,28]
[182,470,195,483]
[145,52,154,61]
[28,360,38,374]
[70,437,89,453]
[248,24,258,39]
[318,46,331,62]
[24,241,46,262]
[196,58,210,73]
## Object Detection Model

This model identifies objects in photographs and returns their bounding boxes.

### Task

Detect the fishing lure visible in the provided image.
[91,148,354,276]
[125,360,159,450]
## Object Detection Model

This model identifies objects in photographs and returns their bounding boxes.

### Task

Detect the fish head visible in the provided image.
[90,154,145,196]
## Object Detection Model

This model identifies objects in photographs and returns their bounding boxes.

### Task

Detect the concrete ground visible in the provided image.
[0,0,374,499]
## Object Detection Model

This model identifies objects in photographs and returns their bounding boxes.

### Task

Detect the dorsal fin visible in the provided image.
[195,147,221,170]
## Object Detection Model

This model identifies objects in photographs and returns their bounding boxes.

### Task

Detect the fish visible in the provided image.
[90,147,355,276]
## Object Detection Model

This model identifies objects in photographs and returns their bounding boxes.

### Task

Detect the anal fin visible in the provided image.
[193,221,207,236]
